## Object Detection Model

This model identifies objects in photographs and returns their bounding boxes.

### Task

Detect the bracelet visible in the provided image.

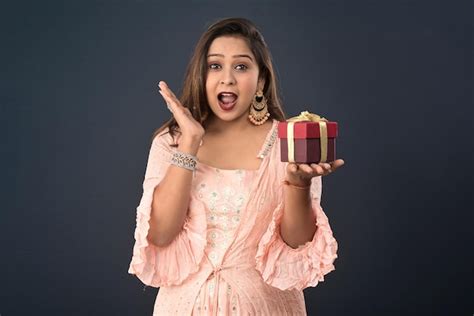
[282,179,311,190]
[170,149,198,171]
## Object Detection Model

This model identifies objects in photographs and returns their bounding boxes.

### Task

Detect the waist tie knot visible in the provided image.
[204,253,256,315]
[207,263,234,315]
[209,264,227,279]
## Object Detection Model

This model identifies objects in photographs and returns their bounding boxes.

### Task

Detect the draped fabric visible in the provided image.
[128,119,338,315]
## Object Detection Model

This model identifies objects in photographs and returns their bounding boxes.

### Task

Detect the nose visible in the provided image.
[220,68,236,85]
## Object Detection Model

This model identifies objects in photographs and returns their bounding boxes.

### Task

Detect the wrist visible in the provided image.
[171,149,197,172]
[284,175,312,187]
[282,179,311,190]
[178,138,200,156]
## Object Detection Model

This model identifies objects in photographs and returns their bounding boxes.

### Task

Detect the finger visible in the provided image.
[159,92,189,122]
[288,163,298,173]
[183,107,192,116]
[310,163,325,174]
[299,164,314,174]
[158,80,172,93]
[158,85,184,112]
[158,85,178,105]
[159,81,181,106]
[318,162,331,171]
[158,90,174,113]
[159,81,175,96]
[330,159,345,171]
[158,82,174,102]
[159,84,191,119]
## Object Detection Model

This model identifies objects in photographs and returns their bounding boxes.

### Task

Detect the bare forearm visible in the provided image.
[147,139,200,247]
[280,182,317,249]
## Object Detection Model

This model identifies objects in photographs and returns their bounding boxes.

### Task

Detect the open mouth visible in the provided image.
[217,92,238,111]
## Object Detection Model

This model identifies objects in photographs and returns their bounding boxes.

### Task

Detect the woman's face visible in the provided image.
[205,35,264,125]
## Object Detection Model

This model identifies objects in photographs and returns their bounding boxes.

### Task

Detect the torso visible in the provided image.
[196,120,274,171]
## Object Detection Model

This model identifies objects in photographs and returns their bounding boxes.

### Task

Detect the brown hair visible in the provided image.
[151,17,287,146]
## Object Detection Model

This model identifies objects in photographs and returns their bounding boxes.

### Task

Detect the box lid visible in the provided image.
[278,121,338,138]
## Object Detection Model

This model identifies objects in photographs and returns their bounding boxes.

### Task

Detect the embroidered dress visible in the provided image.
[128,119,338,315]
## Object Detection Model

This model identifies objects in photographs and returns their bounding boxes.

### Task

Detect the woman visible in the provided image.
[128,17,345,315]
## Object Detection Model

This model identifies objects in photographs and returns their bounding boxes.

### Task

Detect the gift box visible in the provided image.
[278,111,338,164]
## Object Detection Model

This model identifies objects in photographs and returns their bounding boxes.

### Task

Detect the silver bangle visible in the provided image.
[170,149,198,171]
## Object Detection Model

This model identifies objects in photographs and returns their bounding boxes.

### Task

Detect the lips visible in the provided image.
[217,92,238,111]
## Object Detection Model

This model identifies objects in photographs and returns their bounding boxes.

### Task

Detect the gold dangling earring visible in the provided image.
[248,90,270,126]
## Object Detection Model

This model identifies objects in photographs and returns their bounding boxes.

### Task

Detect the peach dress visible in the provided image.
[128,119,338,315]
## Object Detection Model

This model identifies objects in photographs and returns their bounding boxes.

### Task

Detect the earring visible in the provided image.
[248,90,270,125]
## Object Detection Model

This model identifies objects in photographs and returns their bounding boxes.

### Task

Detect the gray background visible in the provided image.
[1,0,472,315]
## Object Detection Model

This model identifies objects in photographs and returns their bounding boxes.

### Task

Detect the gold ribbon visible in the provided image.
[286,111,329,163]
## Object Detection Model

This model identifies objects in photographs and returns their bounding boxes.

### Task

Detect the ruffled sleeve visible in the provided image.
[255,175,338,291]
[128,131,207,288]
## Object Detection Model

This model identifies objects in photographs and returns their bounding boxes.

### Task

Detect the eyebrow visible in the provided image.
[207,53,253,62]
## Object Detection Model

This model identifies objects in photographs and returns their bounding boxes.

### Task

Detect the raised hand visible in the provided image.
[158,81,205,145]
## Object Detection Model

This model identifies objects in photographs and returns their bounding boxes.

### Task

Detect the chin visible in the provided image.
[214,113,243,121]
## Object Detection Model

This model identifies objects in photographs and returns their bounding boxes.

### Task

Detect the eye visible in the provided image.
[208,63,221,70]
[235,64,248,71]
[207,63,249,71]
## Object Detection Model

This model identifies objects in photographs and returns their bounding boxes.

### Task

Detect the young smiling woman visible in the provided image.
[129,17,344,315]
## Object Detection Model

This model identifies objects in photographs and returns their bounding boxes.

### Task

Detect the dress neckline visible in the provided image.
[197,119,279,172]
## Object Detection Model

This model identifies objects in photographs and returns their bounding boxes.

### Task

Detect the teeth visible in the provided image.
[218,92,237,102]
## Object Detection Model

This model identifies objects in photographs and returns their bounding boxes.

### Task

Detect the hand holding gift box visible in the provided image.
[278,111,345,186]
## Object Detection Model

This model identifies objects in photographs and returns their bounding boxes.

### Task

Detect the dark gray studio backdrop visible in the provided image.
[1,1,472,315]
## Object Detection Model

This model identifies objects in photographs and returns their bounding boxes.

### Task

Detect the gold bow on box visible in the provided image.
[286,111,329,163]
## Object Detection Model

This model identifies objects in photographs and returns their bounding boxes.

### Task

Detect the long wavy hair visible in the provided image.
[151,17,287,146]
